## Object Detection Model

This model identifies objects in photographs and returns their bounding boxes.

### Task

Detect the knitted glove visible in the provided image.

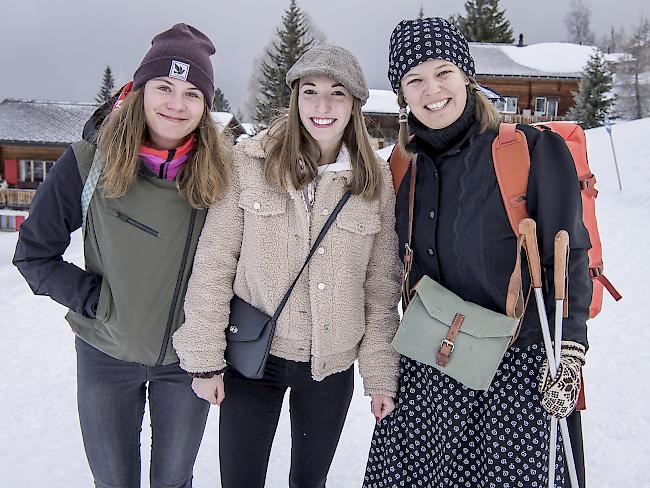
[538,340,586,419]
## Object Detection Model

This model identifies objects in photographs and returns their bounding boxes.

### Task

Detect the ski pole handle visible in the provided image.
[554,230,570,301]
[519,218,542,289]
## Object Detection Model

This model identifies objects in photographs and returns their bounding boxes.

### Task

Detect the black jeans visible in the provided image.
[219,355,354,488]
[75,336,210,488]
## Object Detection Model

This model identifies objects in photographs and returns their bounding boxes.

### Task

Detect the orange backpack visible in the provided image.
[389,122,622,319]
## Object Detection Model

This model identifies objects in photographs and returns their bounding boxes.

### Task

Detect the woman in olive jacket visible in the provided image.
[364,18,592,488]
[13,24,232,488]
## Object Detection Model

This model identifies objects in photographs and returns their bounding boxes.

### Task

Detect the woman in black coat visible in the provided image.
[364,17,592,488]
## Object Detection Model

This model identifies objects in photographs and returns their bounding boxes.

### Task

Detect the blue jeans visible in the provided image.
[75,336,210,488]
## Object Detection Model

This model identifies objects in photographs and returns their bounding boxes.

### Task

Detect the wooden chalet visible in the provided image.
[471,42,586,121]
[362,89,401,149]
[0,99,98,230]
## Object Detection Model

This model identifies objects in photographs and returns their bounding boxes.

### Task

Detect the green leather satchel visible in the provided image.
[392,275,521,391]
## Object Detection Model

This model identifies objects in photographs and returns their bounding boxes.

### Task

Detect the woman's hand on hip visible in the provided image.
[191,375,225,406]
[370,394,395,421]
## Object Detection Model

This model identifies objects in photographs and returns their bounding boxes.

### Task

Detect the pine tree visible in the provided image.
[568,50,615,128]
[95,66,115,104]
[212,87,232,113]
[252,0,316,126]
[451,0,514,44]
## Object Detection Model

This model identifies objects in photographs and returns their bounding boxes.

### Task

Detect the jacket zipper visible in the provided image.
[155,208,197,366]
[114,210,159,237]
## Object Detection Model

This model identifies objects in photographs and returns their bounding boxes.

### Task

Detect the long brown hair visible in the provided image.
[262,87,382,200]
[396,76,501,154]
[95,88,233,208]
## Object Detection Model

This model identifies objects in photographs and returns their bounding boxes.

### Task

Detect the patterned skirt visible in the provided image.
[364,343,569,488]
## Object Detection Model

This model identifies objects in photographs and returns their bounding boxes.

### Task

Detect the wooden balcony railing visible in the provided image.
[1,189,36,209]
[500,114,569,124]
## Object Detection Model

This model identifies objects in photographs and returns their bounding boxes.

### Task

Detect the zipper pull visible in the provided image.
[160,149,177,179]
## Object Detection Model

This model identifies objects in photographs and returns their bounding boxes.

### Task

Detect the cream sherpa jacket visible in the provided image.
[173,131,401,396]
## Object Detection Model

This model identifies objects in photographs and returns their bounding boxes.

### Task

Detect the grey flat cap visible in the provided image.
[286,45,369,105]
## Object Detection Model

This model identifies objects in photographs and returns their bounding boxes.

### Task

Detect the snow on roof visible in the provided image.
[363,89,399,115]
[470,42,590,78]
[241,123,256,135]
[0,99,98,145]
[377,144,395,161]
[210,111,234,129]
[501,43,596,74]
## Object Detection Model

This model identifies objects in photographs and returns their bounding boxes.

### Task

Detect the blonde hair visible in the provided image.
[263,87,382,200]
[396,75,501,155]
[95,88,233,208]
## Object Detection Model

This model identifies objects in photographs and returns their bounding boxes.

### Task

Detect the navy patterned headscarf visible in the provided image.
[388,17,476,93]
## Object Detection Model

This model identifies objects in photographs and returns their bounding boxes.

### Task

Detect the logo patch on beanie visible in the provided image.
[169,60,190,81]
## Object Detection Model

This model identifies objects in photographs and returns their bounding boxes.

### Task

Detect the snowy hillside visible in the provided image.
[1,119,648,487]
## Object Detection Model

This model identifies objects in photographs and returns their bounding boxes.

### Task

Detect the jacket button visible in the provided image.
[429,210,435,219]
[317,282,325,290]
[427,248,435,256]
[358,223,364,231]
[317,246,325,255]
[253,202,261,210]
[321,208,329,216]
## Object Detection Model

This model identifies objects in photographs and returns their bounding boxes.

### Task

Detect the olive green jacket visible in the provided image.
[66,140,207,365]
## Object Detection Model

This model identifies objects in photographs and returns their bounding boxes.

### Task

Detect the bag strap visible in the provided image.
[270,190,352,322]
[80,151,103,237]
[401,158,417,305]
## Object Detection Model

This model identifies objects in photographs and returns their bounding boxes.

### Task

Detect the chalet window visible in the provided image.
[494,96,518,114]
[535,97,559,116]
[19,160,55,183]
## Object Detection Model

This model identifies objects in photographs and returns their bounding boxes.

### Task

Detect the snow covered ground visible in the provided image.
[1,119,648,487]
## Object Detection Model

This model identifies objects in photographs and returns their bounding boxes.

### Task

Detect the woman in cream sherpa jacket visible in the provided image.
[173,45,401,488]
[173,132,401,391]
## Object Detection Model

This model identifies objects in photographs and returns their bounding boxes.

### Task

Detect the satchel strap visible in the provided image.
[271,190,352,322]
[436,312,465,367]
[401,157,417,305]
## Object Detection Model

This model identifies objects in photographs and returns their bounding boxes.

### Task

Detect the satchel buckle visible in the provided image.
[229,325,239,334]
[440,339,455,352]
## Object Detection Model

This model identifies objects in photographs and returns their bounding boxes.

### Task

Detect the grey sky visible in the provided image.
[1,0,647,117]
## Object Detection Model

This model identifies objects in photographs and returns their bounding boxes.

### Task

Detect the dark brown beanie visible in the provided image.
[133,23,216,107]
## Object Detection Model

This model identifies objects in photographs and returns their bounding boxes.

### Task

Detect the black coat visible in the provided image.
[395,122,592,347]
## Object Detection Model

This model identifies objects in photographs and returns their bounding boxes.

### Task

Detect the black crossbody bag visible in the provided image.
[225,190,352,379]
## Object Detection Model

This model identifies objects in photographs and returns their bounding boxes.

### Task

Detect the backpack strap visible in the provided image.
[492,123,531,235]
[590,262,623,301]
[80,151,103,237]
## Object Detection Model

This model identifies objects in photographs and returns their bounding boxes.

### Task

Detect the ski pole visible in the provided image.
[519,219,579,488]
[547,230,570,488]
